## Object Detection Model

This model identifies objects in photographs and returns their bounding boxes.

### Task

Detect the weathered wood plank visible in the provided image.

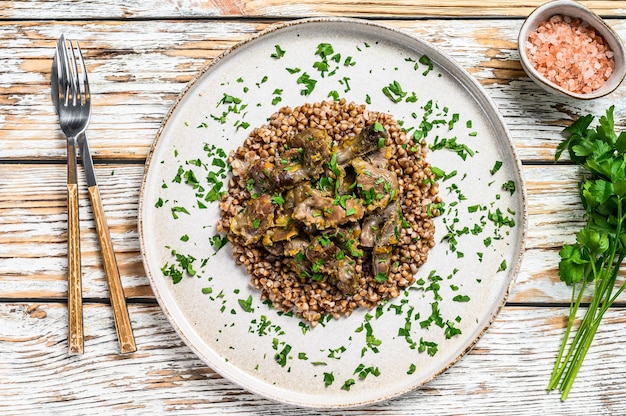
[1,19,625,162]
[0,164,151,299]
[1,302,625,414]
[1,163,622,305]
[4,2,626,415]
[1,1,625,19]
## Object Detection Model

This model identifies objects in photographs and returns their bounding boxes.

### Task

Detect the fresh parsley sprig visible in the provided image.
[549,106,626,400]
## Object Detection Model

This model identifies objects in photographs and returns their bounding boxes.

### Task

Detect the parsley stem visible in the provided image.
[551,198,626,399]
[559,317,601,400]
[547,276,586,391]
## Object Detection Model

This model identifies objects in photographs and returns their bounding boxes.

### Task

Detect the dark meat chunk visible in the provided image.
[305,238,358,295]
[283,238,312,277]
[371,201,402,276]
[230,194,275,245]
[292,184,364,229]
[360,212,385,248]
[247,158,276,193]
[262,189,298,245]
[335,123,388,165]
[271,128,332,188]
[351,157,399,212]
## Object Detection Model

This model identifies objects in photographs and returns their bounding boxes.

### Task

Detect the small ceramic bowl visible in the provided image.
[518,0,626,100]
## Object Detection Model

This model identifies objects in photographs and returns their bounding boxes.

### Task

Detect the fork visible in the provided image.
[54,35,137,355]
[55,34,90,355]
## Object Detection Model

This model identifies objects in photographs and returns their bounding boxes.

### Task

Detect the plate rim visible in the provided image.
[138,16,528,409]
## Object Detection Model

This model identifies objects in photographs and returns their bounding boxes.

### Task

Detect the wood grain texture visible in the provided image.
[1,302,626,415]
[0,164,149,299]
[1,163,624,306]
[1,1,625,19]
[66,182,83,355]
[88,185,136,354]
[2,19,626,162]
[3,2,626,413]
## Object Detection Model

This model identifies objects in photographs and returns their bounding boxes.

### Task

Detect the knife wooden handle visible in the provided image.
[67,183,84,355]
[88,185,137,354]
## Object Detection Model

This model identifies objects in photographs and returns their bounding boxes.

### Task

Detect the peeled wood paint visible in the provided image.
[2,7,626,413]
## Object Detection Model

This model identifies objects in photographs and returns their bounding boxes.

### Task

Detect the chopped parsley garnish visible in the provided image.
[171,205,190,219]
[274,344,292,367]
[296,72,317,96]
[209,234,228,253]
[238,295,254,313]
[452,294,470,302]
[419,55,433,75]
[323,372,334,387]
[382,80,407,103]
[271,44,286,59]
[374,272,388,282]
[490,160,503,175]
[502,180,516,195]
[341,378,356,391]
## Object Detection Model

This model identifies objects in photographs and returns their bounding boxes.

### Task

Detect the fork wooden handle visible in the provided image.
[67,183,84,355]
[88,185,137,353]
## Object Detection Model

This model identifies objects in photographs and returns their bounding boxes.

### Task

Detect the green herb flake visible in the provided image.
[419,55,433,75]
[271,44,286,59]
[374,272,388,283]
[171,206,190,219]
[238,295,254,313]
[341,378,356,391]
[328,90,340,102]
[209,234,228,253]
[275,344,292,367]
[452,294,471,302]
[502,180,516,195]
[490,161,503,175]
[296,72,317,96]
[382,80,407,103]
[271,194,285,205]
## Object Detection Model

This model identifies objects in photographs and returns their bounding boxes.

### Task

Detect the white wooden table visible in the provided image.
[2,2,626,414]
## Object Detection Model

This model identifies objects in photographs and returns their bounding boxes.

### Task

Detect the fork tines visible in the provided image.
[57,35,90,110]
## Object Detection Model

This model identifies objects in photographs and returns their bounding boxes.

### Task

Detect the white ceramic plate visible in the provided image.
[139,18,526,409]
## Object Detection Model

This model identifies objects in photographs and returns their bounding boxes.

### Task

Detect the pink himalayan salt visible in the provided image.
[526,15,615,94]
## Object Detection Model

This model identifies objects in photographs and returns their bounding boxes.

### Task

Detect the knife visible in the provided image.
[80,136,137,354]
[52,47,136,354]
